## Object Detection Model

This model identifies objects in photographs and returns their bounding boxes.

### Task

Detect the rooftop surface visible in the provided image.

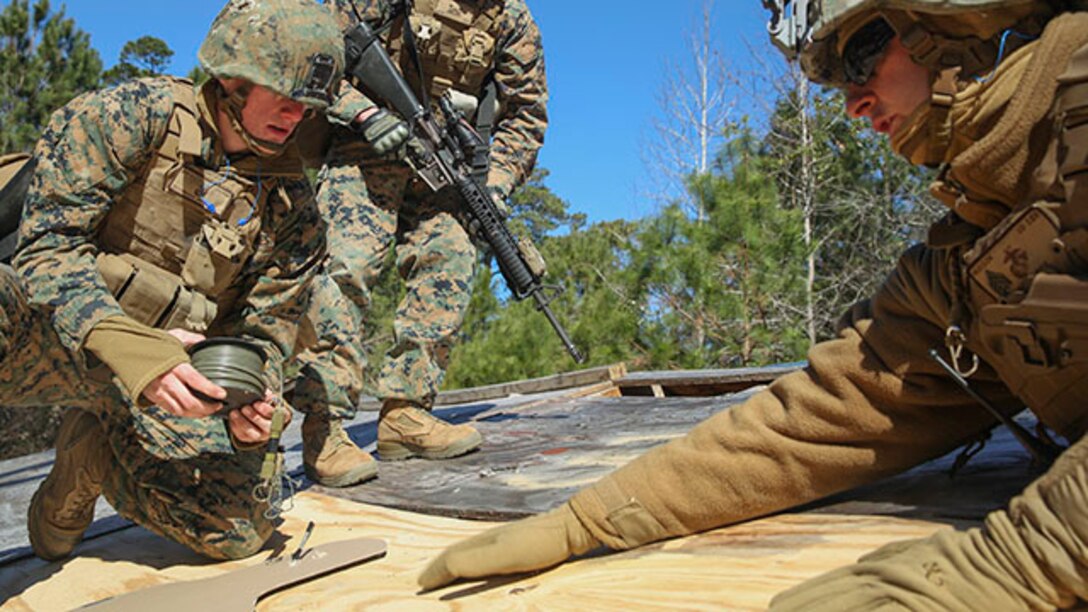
[0,363,1039,609]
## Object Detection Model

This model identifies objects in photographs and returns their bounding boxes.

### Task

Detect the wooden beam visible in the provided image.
[357,363,628,409]
[616,363,804,397]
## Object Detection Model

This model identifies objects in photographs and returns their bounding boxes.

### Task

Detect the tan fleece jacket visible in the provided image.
[570,14,1088,551]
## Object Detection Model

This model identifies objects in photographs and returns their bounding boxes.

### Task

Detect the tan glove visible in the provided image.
[83,315,189,403]
[418,503,601,590]
[770,432,1088,611]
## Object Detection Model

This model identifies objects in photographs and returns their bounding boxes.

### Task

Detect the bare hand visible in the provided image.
[166,328,206,348]
[353,108,379,124]
[228,390,290,445]
[142,363,227,418]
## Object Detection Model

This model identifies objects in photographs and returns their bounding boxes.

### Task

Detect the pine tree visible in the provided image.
[0,0,102,153]
[102,35,173,86]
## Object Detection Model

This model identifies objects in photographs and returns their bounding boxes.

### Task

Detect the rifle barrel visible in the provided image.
[533,291,585,363]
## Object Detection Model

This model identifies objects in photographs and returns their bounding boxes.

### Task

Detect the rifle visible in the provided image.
[344,20,585,364]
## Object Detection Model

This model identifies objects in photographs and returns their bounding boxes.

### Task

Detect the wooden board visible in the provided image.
[0,490,958,611]
[616,363,804,397]
[357,364,629,410]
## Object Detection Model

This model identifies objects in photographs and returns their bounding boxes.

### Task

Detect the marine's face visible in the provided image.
[237,84,309,145]
[843,37,932,138]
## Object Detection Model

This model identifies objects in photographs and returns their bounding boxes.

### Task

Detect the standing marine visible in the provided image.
[10,0,344,560]
[292,0,549,487]
[418,0,1088,608]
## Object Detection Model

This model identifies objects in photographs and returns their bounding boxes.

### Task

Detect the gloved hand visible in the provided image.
[489,186,511,219]
[770,432,1088,611]
[354,108,409,155]
[418,503,601,590]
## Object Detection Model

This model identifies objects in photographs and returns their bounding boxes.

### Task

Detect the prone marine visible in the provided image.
[418,0,1088,608]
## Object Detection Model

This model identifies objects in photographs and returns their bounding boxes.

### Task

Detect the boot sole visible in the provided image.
[377,430,483,461]
[303,461,379,488]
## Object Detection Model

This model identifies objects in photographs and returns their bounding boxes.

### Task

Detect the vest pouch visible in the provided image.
[964,203,1063,307]
[181,218,252,296]
[97,252,218,333]
[456,27,494,72]
[415,0,498,94]
[410,14,444,59]
[978,273,1088,439]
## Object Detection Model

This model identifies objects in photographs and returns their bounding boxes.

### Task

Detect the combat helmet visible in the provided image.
[198,0,344,154]
[763,0,1063,85]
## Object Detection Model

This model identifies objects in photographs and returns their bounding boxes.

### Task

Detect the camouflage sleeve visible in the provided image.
[328,81,379,127]
[214,180,328,392]
[13,79,174,354]
[489,0,549,197]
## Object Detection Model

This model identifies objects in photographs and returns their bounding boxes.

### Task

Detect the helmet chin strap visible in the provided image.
[221,83,292,158]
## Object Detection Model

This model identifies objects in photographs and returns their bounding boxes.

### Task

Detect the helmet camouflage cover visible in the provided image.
[199,0,344,109]
[763,0,1053,83]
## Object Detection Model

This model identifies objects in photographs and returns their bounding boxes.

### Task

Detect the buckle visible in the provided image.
[293,53,338,104]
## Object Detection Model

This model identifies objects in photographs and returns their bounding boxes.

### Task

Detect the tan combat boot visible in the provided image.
[377,400,483,460]
[302,414,378,487]
[28,408,112,561]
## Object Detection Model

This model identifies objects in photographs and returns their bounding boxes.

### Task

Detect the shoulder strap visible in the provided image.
[166,78,203,159]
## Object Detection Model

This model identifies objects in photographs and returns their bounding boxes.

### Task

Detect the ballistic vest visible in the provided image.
[94,78,309,333]
[383,0,504,100]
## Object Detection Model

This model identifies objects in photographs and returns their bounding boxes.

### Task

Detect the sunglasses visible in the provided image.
[842,18,896,86]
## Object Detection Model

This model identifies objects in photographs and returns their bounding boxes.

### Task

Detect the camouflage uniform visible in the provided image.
[291,0,548,419]
[5,75,329,559]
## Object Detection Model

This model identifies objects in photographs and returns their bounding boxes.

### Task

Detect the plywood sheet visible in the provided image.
[0,491,956,611]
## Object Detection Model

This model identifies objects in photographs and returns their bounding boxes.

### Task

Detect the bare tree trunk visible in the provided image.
[642,0,732,222]
[797,71,818,346]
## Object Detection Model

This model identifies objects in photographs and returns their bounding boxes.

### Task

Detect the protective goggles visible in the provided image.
[841,17,896,86]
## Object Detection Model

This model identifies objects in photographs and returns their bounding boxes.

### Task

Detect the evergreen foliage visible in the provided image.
[0,0,102,153]
[102,35,173,85]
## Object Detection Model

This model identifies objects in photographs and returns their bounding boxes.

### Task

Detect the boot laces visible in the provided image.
[55,469,101,523]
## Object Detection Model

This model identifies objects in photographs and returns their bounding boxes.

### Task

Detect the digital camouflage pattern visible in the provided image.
[330,0,547,196]
[0,266,272,558]
[8,76,330,558]
[292,149,476,413]
[291,0,547,414]
[15,77,326,394]
[199,0,345,109]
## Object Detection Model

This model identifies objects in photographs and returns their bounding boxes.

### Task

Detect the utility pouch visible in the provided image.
[97,252,218,332]
[181,219,250,296]
[964,203,1063,306]
[978,273,1088,438]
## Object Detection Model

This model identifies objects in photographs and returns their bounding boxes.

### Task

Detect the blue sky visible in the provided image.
[61,1,773,223]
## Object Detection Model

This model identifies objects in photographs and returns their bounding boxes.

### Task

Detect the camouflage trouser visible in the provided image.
[0,265,272,559]
[291,139,476,415]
